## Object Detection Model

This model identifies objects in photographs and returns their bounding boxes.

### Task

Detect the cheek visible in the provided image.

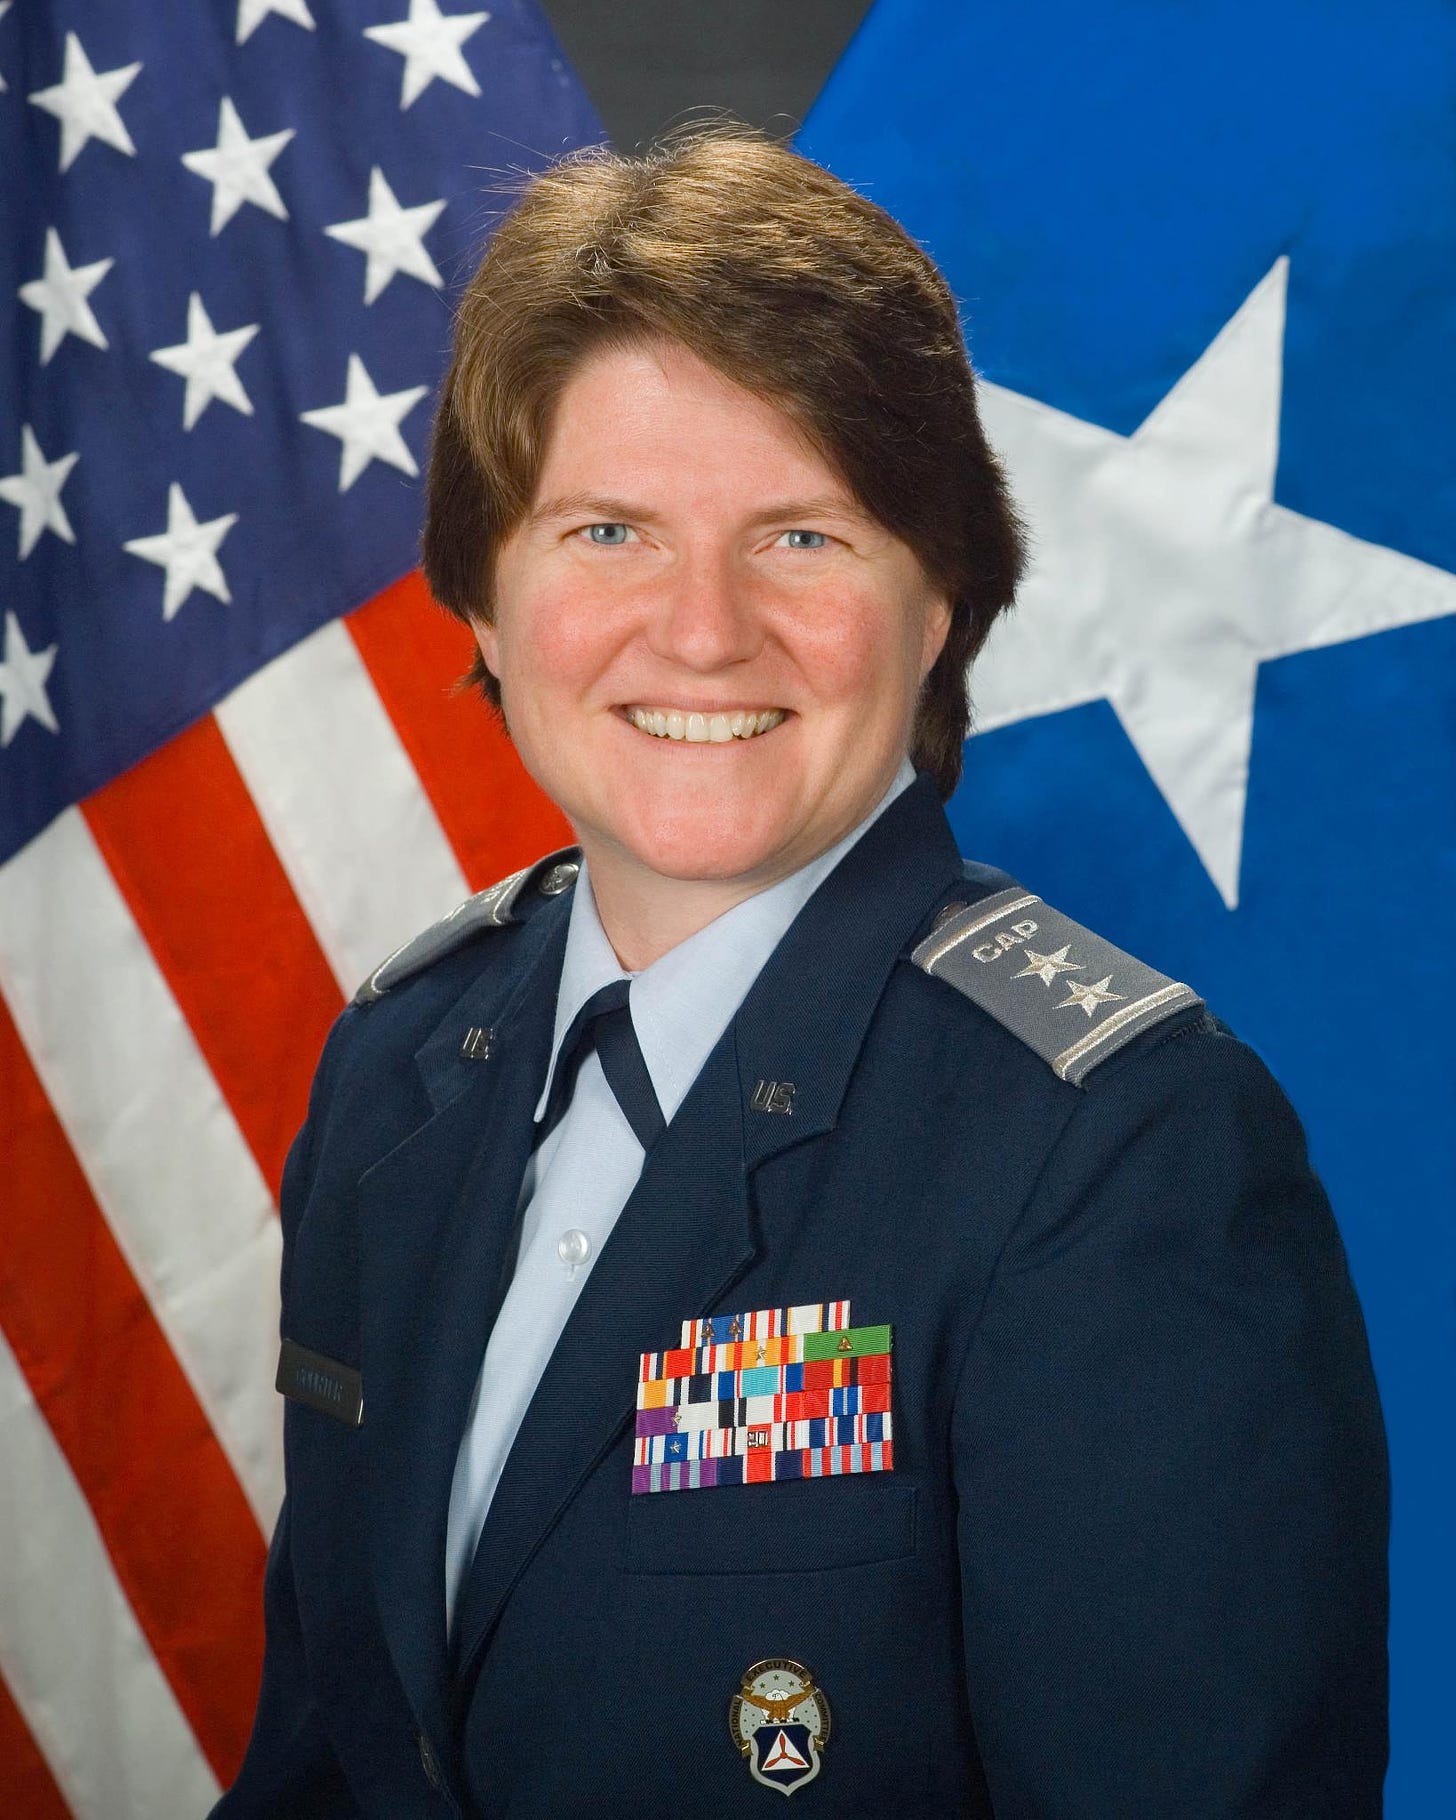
[793,596,932,715]
[495,582,618,698]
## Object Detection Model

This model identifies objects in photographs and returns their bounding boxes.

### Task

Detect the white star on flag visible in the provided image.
[324,167,446,304]
[0,609,61,747]
[181,97,295,237]
[18,226,113,365]
[973,256,1456,909]
[300,354,428,491]
[27,31,141,173]
[0,2,15,95]
[0,426,79,560]
[365,0,490,109]
[236,0,316,45]
[123,483,239,620]
[150,293,260,431]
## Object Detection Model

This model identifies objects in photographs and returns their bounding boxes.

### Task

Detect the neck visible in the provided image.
[576,764,916,970]
[582,865,776,972]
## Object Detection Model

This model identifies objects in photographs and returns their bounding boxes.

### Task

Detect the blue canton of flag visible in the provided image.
[801,5,1455,1812]
[0,0,597,864]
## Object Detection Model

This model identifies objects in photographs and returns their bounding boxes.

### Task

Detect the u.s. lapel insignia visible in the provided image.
[730,1657,830,1796]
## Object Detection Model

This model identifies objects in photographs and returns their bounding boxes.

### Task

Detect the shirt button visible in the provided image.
[558,1229,592,1273]
[418,1731,441,1790]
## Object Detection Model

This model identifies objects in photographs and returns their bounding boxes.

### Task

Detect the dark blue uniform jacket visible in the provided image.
[215,772,1389,1818]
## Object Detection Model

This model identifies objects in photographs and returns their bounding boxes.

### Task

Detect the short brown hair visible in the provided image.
[423,121,1027,799]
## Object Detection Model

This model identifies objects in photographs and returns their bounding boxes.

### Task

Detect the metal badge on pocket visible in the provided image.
[730,1657,831,1795]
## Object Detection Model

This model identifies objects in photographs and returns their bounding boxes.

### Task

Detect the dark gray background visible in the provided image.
[538,1,875,149]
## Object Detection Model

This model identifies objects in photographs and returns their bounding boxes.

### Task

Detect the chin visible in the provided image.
[625,834,785,887]
[606,802,800,887]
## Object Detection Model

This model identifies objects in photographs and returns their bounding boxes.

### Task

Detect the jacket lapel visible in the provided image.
[733,773,970,1174]
[451,1028,759,1679]
[357,899,567,1752]
[451,774,971,1681]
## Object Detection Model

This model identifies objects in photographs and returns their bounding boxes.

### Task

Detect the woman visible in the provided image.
[217,125,1388,1817]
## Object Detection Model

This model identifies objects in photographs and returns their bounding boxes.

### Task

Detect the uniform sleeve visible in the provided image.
[951,1022,1389,1818]
[210,1011,362,1819]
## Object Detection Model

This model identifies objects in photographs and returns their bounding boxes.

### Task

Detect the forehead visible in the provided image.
[534,338,854,502]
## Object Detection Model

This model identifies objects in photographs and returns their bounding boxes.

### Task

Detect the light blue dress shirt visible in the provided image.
[444,759,917,1625]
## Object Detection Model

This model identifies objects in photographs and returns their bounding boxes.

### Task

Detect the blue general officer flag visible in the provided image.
[801,2,1453,1812]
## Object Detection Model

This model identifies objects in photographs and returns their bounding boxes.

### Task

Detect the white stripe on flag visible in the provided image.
[0,1327,221,1819]
[216,619,470,997]
[0,811,283,1532]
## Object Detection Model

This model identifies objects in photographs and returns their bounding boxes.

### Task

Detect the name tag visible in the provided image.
[276,1338,364,1427]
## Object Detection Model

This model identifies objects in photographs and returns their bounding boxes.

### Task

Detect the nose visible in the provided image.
[644,546,761,671]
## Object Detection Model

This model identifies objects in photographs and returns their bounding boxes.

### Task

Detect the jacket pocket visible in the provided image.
[625,1476,917,1576]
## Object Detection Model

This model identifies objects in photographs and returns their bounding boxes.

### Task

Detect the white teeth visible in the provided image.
[626,706,785,742]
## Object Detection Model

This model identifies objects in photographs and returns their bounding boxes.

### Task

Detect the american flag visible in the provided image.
[0,3,595,1811]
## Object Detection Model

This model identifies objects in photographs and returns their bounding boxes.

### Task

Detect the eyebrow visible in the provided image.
[527,491,876,529]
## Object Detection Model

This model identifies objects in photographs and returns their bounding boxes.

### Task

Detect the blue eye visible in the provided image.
[585,523,630,545]
[782,529,828,549]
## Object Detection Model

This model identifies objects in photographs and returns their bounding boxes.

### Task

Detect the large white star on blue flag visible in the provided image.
[971,257,1456,907]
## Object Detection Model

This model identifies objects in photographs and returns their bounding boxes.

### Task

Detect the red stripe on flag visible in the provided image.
[0,1000,267,1785]
[82,715,344,1200]
[346,572,573,888]
[0,1670,70,1820]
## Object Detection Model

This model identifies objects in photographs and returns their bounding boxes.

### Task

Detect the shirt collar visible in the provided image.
[534,757,917,1124]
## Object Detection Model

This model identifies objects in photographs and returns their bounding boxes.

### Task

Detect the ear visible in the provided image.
[920,590,953,676]
[472,617,501,679]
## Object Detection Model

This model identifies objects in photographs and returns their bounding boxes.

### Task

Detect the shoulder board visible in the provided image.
[911,884,1203,1086]
[352,846,582,1005]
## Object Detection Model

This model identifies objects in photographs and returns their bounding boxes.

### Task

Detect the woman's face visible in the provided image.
[476,338,951,903]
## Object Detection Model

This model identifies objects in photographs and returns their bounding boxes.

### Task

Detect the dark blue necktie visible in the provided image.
[538,979,665,1152]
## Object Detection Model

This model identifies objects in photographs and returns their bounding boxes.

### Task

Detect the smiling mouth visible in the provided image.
[623,706,787,743]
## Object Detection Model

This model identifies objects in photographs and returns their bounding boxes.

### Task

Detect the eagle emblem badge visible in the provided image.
[729,1657,830,1796]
